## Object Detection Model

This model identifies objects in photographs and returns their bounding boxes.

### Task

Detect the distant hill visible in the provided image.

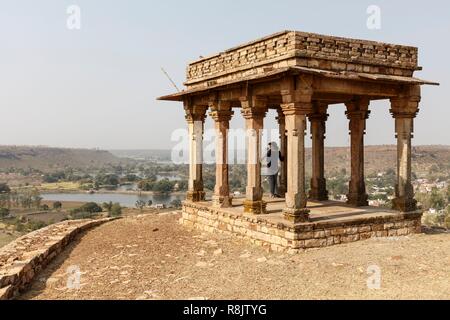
[0,146,132,172]
[0,145,448,178]
[317,145,450,177]
[111,145,450,175]
[109,145,450,177]
[109,149,171,161]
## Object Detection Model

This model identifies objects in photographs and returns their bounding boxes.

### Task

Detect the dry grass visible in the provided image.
[0,229,21,248]
[39,182,82,191]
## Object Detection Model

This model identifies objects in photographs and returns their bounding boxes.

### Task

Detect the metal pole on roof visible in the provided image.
[161,67,181,92]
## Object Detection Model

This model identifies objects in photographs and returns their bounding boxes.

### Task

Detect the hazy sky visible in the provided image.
[0,0,449,150]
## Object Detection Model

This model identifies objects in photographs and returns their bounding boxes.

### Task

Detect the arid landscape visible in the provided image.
[19,213,450,300]
[1,1,450,307]
[1,145,449,178]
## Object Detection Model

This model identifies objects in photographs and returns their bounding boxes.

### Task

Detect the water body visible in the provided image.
[41,192,185,208]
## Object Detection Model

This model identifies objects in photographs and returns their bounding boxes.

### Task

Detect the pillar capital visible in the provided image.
[280,75,314,104]
[209,109,234,122]
[281,102,313,116]
[240,95,268,120]
[390,85,421,119]
[345,98,370,120]
[309,102,328,120]
[208,98,232,111]
[241,107,267,120]
[280,75,314,117]
[240,94,268,108]
[308,110,329,122]
[184,103,207,123]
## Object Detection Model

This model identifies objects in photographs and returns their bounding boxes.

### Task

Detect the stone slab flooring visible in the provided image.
[207,198,415,225]
[20,213,450,300]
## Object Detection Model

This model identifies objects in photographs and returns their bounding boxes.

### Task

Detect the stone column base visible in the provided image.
[243,200,267,215]
[309,188,329,201]
[392,197,417,212]
[212,195,233,208]
[346,192,368,207]
[283,208,310,223]
[277,185,287,197]
[186,191,205,202]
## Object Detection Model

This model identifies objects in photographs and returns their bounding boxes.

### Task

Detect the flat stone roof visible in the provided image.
[185,30,420,88]
[158,66,437,102]
[158,30,438,102]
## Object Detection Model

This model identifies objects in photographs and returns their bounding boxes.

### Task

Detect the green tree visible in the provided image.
[124,174,139,182]
[102,201,113,213]
[170,199,182,209]
[109,203,122,217]
[96,174,120,187]
[53,201,62,210]
[0,183,11,194]
[203,175,215,191]
[177,180,188,191]
[31,190,43,209]
[443,206,450,229]
[135,200,146,210]
[0,208,10,218]
[429,187,445,210]
[153,179,174,194]
[73,202,103,214]
[386,168,396,176]
[138,180,154,191]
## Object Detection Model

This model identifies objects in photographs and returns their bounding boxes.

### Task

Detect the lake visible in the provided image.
[41,192,185,208]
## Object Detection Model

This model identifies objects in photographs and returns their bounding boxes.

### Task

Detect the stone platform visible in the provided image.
[181,199,422,253]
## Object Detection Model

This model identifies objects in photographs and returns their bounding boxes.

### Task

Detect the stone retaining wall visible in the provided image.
[181,203,422,254]
[0,217,117,300]
[186,30,419,87]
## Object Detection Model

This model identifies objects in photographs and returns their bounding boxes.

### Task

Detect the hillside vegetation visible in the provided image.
[0,146,131,172]
[111,145,450,176]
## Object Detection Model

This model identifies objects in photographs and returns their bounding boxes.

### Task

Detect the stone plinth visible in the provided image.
[181,200,422,253]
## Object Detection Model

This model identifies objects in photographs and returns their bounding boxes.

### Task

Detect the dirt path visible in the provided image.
[20,213,450,300]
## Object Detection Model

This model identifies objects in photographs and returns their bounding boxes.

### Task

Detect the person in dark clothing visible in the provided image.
[262,142,285,198]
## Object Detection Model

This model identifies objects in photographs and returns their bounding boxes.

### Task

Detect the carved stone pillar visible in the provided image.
[308,103,329,201]
[390,86,420,212]
[209,101,234,208]
[184,103,207,202]
[281,75,313,223]
[345,98,370,207]
[276,109,287,196]
[241,96,268,215]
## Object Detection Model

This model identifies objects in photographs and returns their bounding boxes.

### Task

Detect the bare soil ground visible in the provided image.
[20,213,450,300]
